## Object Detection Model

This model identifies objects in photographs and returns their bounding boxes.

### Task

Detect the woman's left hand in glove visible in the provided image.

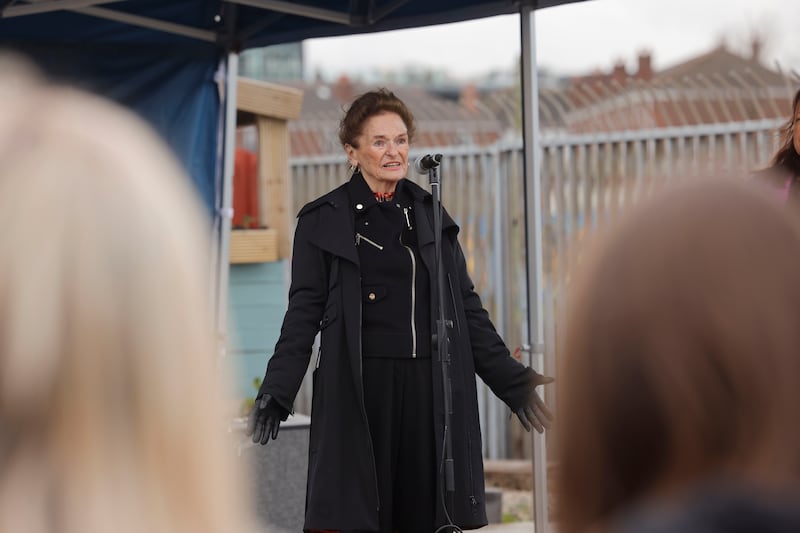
[515,374,555,433]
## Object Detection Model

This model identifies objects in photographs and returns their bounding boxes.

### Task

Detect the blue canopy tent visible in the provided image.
[0,1,586,530]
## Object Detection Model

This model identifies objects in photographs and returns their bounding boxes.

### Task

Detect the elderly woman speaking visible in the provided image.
[247,87,553,533]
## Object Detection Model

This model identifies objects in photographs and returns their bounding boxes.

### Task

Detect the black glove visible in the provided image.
[514,373,555,433]
[246,393,289,445]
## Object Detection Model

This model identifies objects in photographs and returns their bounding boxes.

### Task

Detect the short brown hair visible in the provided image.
[338,87,416,148]
[769,87,800,176]
[556,178,800,533]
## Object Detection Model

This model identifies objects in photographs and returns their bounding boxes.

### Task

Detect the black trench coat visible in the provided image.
[259,175,537,531]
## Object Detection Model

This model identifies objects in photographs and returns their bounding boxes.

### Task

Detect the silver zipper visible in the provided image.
[403,207,413,230]
[355,232,384,250]
[401,235,417,358]
[315,346,322,369]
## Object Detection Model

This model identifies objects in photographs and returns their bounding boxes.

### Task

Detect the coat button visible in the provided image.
[368,292,376,301]
[355,203,364,210]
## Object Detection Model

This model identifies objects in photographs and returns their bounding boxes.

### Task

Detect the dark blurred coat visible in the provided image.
[613,482,800,533]
[259,175,536,531]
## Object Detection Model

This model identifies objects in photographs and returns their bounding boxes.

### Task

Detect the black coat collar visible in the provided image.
[297,173,459,264]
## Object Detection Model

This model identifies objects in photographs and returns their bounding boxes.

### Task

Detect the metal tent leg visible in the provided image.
[520,4,549,532]
[216,52,239,360]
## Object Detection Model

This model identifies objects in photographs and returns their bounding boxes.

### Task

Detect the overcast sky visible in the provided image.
[303,0,800,81]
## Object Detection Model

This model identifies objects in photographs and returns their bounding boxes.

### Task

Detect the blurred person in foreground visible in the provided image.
[246,87,554,532]
[755,87,800,204]
[0,55,254,533]
[556,177,800,533]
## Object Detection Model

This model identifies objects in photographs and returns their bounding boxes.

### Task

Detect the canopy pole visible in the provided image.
[216,51,239,361]
[519,4,549,532]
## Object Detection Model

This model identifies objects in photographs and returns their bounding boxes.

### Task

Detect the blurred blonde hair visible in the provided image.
[556,177,800,533]
[0,55,252,533]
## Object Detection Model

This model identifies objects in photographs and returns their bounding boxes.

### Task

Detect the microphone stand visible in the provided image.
[428,158,456,519]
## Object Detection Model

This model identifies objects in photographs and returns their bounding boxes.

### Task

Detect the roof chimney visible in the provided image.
[637,52,653,81]
[333,74,354,103]
[611,61,627,86]
[460,83,479,112]
[751,36,763,64]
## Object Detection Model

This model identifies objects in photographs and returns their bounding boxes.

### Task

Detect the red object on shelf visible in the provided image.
[233,148,259,228]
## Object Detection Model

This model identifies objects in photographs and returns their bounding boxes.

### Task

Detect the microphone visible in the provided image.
[413,153,443,174]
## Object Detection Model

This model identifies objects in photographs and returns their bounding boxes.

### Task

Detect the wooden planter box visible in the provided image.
[230,228,278,264]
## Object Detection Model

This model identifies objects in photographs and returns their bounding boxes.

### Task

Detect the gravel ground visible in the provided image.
[500,489,534,522]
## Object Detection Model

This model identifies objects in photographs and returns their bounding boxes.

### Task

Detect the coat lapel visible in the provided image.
[408,180,459,277]
[305,184,360,266]
[405,179,459,248]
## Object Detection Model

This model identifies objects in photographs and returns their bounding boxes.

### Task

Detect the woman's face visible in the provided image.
[793,103,800,155]
[345,111,409,192]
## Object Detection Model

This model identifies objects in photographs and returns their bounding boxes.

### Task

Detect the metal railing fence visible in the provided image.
[288,118,783,458]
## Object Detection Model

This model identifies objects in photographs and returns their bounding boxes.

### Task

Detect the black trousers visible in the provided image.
[361,356,436,533]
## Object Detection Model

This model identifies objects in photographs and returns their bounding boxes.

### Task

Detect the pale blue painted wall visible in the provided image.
[227,260,288,400]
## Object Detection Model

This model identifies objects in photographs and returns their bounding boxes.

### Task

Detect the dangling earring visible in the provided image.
[349,161,358,174]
